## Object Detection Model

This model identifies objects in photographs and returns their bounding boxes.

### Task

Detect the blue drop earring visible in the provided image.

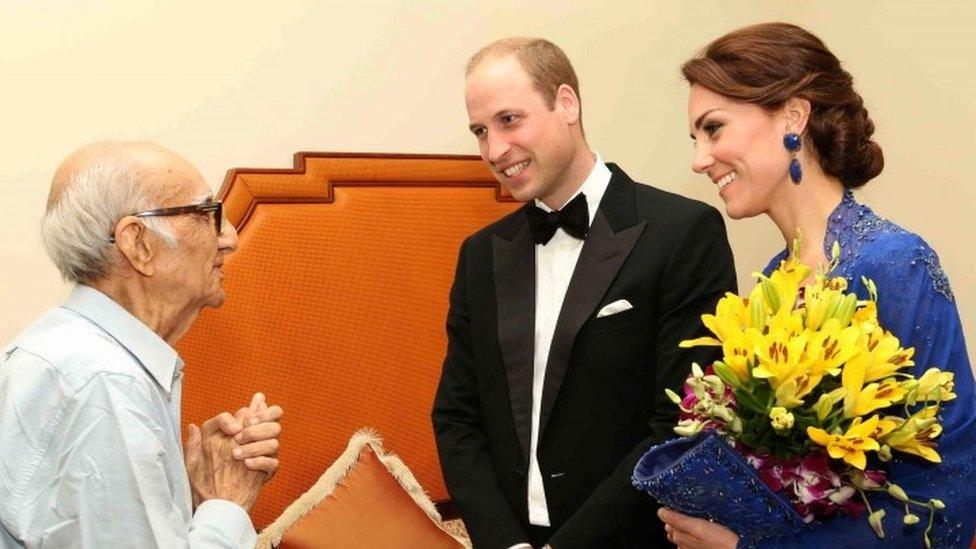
[784,132,802,184]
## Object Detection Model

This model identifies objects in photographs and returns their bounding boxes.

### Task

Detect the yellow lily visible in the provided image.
[881,406,943,463]
[843,359,908,417]
[679,292,749,348]
[774,373,821,408]
[752,256,809,315]
[860,326,915,382]
[718,327,762,384]
[850,299,879,335]
[772,303,805,334]
[812,387,848,421]
[870,415,901,439]
[807,415,882,470]
[716,291,751,329]
[804,275,849,330]
[906,367,956,405]
[753,327,810,389]
[806,318,862,377]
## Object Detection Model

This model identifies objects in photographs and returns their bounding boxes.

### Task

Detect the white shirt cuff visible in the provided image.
[190,499,257,548]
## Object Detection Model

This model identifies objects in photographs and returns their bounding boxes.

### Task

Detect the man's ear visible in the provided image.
[113,217,155,277]
[782,97,812,135]
[554,83,581,126]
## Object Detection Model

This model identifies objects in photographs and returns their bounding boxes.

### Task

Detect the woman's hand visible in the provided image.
[658,508,738,549]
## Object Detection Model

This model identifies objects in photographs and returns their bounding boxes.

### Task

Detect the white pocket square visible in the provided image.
[597,299,633,318]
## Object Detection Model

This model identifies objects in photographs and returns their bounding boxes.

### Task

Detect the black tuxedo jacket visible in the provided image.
[432,164,736,548]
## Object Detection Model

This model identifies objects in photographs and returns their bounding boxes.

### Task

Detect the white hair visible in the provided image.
[41,154,178,284]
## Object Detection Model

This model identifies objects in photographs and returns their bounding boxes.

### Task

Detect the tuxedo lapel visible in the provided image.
[493,210,535,464]
[538,169,646,439]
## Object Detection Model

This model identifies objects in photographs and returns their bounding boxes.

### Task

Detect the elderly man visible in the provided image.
[0,141,283,547]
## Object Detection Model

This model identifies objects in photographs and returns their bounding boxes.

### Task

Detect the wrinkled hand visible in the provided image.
[658,508,738,549]
[231,393,283,477]
[184,393,283,511]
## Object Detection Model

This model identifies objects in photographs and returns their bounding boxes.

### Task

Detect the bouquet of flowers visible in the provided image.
[633,244,956,547]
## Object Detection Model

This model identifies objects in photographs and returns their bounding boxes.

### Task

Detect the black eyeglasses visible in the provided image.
[108,200,223,242]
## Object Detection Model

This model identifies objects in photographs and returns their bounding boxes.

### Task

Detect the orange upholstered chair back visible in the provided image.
[176,153,518,528]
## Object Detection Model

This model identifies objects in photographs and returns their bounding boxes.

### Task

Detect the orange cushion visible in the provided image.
[257,430,465,549]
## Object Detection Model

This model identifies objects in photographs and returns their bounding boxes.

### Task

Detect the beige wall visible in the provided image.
[2,1,973,368]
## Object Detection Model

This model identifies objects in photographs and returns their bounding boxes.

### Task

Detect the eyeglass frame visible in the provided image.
[107,200,223,243]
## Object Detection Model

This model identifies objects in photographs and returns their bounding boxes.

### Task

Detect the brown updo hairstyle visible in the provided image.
[682,22,883,188]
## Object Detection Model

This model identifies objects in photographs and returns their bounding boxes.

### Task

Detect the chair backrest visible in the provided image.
[177,152,518,528]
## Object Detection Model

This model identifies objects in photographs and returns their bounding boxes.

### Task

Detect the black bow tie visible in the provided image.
[525,193,589,245]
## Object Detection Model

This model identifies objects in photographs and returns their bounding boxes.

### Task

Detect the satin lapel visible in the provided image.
[493,219,536,464]
[538,210,646,439]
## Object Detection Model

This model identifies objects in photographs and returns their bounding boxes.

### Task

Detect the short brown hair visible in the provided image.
[682,22,883,189]
[467,37,582,115]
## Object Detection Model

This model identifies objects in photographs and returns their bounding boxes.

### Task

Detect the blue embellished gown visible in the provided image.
[753,191,976,548]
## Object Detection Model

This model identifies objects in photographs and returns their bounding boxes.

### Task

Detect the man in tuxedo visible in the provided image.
[432,38,737,548]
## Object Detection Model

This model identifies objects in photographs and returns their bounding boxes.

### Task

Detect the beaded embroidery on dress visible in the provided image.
[765,190,953,302]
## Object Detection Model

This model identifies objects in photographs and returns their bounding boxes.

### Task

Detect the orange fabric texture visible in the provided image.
[176,153,518,528]
[273,444,462,549]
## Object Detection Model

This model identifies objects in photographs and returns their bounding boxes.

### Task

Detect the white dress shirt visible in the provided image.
[527,154,611,528]
[0,285,256,548]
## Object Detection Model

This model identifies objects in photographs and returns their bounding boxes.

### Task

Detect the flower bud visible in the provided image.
[769,407,795,431]
[761,279,781,312]
[830,241,841,263]
[852,470,886,490]
[712,361,743,389]
[693,400,711,415]
[750,290,766,329]
[691,362,705,378]
[665,388,682,405]
[712,405,736,424]
[886,483,908,502]
[929,499,945,510]
[674,419,702,437]
[703,375,725,395]
[903,514,920,525]
[868,509,886,539]
[878,445,893,462]
[862,276,877,302]
[838,293,858,326]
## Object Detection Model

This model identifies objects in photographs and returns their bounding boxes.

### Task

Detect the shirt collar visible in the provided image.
[61,285,183,394]
[534,151,612,226]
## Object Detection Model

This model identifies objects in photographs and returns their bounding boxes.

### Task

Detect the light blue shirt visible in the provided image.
[0,285,256,548]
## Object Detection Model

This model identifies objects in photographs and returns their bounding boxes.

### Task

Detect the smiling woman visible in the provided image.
[655,21,976,549]
[687,84,796,221]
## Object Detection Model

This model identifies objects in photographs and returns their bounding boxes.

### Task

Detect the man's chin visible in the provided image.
[505,183,536,203]
[204,291,227,309]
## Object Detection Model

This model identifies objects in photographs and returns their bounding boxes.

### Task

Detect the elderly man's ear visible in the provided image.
[113,217,157,276]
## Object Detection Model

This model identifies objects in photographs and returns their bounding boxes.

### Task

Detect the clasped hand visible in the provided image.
[184,392,284,512]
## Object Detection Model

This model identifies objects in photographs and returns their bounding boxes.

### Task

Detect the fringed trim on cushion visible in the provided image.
[256,427,469,548]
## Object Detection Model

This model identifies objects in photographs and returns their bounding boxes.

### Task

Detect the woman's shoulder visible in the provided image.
[837,207,954,303]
